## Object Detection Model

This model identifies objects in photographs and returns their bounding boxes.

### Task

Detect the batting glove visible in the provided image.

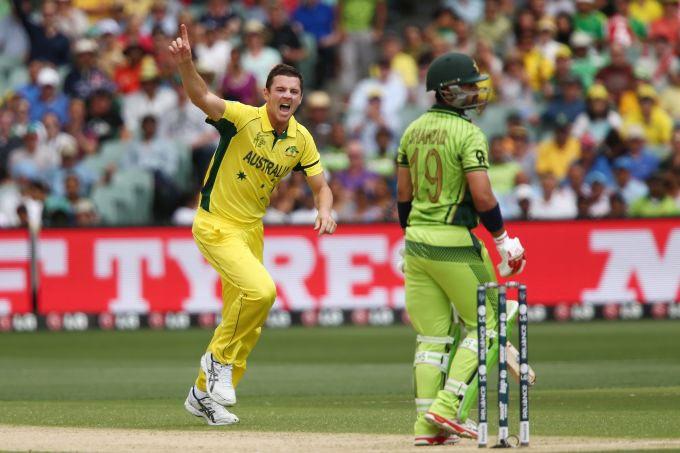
[494,232,526,277]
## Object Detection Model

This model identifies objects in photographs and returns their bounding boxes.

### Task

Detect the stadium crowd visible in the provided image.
[1,0,680,229]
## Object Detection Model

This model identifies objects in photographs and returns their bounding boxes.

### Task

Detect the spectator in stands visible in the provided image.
[11,0,71,66]
[338,0,387,95]
[302,90,333,150]
[64,98,97,156]
[122,57,178,135]
[530,172,578,219]
[513,183,533,220]
[85,88,126,144]
[64,39,116,99]
[142,0,178,37]
[623,125,660,180]
[660,128,680,173]
[292,0,337,88]
[565,162,589,199]
[660,63,680,120]
[488,135,523,199]
[572,84,622,142]
[649,0,680,46]
[497,53,537,120]
[623,84,673,146]
[348,89,392,159]
[403,25,430,61]
[195,21,232,85]
[381,32,418,92]
[96,19,125,78]
[536,114,582,180]
[346,58,407,143]
[0,110,22,178]
[8,124,53,181]
[367,126,396,178]
[575,133,615,185]
[334,140,379,193]
[629,173,680,217]
[607,0,647,48]
[122,114,179,221]
[73,198,99,226]
[16,60,45,106]
[29,67,70,125]
[220,46,259,105]
[444,0,483,24]
[508,124,537,181]
[629,0,663,25]
[48,139,96,197]
[118,14,154,53]
[585,171,611,217]
[573,0,607,42]
[542,76,586,125]
[570,31,604,90]
[163,79,219,189]
[474,0,512,53]
[9,97,31,138]
[544,46,575,100]
[199,0,240,31]
[41,112,75,166]
[554,11,575,44]
[241,19,282,90]
[595,43,635,106]
[114,43,147,95]
[612,156,648,204]
[638,32,676,88]
[265,4,305,70]
[0,3,29,64]
[606,192,628,218]
[54,0,89,40]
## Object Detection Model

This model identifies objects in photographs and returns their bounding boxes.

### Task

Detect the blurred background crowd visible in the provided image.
[1,0,680,229]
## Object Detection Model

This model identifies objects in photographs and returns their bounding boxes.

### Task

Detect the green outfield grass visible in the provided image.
[1,321,679,438]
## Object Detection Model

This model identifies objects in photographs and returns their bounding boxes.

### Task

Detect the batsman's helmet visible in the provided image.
[426,52,489,111]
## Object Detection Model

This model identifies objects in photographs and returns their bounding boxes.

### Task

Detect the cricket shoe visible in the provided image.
[424,412,478,439]
[184,387,239,426]
[200,352,236,406]
[414,432,461,446]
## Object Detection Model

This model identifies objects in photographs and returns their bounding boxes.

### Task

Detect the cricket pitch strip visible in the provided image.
[2,425,680,452]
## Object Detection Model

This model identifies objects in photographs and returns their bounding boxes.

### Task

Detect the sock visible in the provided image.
[193,386,208,399]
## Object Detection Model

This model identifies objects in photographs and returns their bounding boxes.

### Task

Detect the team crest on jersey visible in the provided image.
[284,146,299,157]
[254,132,268,149]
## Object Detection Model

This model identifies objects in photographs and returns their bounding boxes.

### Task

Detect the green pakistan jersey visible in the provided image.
[397,104,489,230]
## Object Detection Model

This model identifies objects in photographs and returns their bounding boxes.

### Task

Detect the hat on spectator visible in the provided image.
[586,171,608,186]
[244,19,265,34]
[307,91,331,109]
[555,45,572,59]
[37,67,60,87]
[74,38,98,54]
[587,83,608,100]
[613,156,634,171]
[97,18,121,36]
[570,31,592,48]
[625,124,646,141]
[554,113,571,129]
[514,184,534,201]
[23,122,41,136]
[139,57,160,81]
[538,18,556,33]
[636,83,657,100]
[59,139,78,158]
[367,87,383,100]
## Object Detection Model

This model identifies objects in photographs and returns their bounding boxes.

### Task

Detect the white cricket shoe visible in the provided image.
[200,352,236,406]
[184,387,239,426]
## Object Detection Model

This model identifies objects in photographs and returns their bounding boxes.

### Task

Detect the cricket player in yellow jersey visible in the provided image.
[169,24,336,425]
[396,53,527,445]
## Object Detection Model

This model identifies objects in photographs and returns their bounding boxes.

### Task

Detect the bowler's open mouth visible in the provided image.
[280,103,291,113]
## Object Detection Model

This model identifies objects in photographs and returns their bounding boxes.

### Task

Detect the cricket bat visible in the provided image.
[506,341,536,386]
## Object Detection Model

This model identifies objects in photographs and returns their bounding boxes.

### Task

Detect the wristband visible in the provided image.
[397,201,412,229]
[478,203,504,233]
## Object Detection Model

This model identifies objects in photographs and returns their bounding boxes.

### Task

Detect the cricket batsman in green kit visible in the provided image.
[396,52,527,446]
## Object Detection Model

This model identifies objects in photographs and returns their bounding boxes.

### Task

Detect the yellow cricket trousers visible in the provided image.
[192,209,277,391]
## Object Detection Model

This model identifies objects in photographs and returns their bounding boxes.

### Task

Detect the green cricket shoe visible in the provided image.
[424,394,478,439]
[414,414,460,446]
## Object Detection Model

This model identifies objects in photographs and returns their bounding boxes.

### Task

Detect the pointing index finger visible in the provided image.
[181,23,189,43]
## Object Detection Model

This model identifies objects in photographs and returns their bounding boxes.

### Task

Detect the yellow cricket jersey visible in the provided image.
[200,102,323,226]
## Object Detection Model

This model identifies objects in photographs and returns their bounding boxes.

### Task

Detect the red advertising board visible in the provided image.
[0,229,31,315]
[1,219,679,315]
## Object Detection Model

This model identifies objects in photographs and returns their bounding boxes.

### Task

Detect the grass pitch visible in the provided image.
[1,321,679,440]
